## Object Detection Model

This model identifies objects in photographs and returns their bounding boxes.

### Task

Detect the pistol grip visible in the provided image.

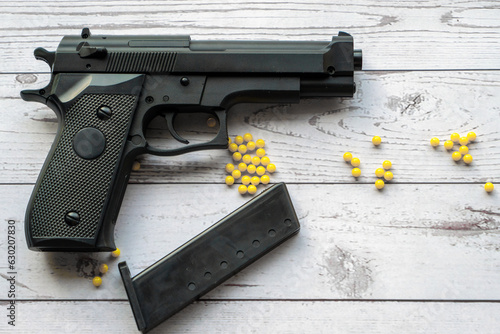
[26,93,140,251]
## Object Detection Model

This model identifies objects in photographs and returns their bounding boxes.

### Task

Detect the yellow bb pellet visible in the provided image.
[251,176,260,186]
[384,171,394,181]
[256,166,266,176]
[443,140,454,150]
[225,175,235,186]
[350,158,360,167]
[93,276,102,287]
[228,143,238,152]
[248,185,257,195]
[375,179,385,190]
[132,161,141,171]
[452,151,462,161]
[228,138,232,145]
[207,118,217,128]
[382,160,392,170]
[459,137,468,146]
[238,162,247,172]
[238,185,248,195]
[238,144,247,154]
[255,139,265,148]
[261,175,270,184]
[111,248,120,258]
[235,136,244,145]
[247,164,256,174]
[463,154,473,164]
[232,169,241,179]
[232,152,242,161]
[343,152,353,162]
[241,175,251,185]
[352,168,361,178]
[243,133,253,142]
[267,164,276,173]
[251,156,261,166]
[484,182,494,193]
[375,168,385,178]
[99,264,109,274]
[225,163,235,173]
[260,156,270,166]
[430,137,440,147]
[242,154,251,164]
[459,146,469,155]
[256,148,266,158]
[247,141,256,151]
[450,133,460,143]
[467,132,477,142]
[372,136,382,146]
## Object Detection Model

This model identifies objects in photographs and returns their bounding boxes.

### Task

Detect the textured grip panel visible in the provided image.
[30,94,137,239]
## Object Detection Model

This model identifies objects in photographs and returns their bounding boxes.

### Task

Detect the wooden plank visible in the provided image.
[2,1,500,71]
[2,184,499,300]
[2,300,499,334]
[3,71,499,184]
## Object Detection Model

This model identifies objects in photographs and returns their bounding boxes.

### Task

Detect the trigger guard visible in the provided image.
[144,109,228,157]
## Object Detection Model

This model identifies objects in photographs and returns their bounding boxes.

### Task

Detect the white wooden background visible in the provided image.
[1,1,500,333]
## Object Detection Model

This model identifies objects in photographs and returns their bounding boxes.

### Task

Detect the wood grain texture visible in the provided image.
[1,1,500,71]
[2,300,499,334]
[3,71,499,184]
[1,184,498,300]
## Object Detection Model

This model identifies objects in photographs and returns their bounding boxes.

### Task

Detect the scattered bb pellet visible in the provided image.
[241,175,251,185]
[111,248,120,258]
[382,160,392,170]
[463,154,473,164]
[450,133,460,143]
[232,152,242,161]
[484,182,494,193]
[238,162,247,172]
[372,136,382,146]
[261,175,270,184]
[459,146,469,155]
[384,171,393,181]
[225,175,235,185]
[255,139,265,148]
[248,185,257,195]
[444,140,454,150]
[430,137,440,147]
[375,168,385,178]
[247,164,256,174]
[467,132,477,142]
[234,136,244,145]
[459,137,469,146]
[452,151,462,161]
[99,264,109,274]
[93,276,102,287]
[238,185,248,195]
[231,169,241,179]
[352,168,361,178]
[343,152,353,162]
[225,163,235,173]
[243,133,253,142]
[261,156,271,166]
[375,179,385,190]
[350,158,360,167]
[267,164,276,173]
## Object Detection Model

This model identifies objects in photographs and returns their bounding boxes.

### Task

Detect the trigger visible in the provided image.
[165,113,189,144]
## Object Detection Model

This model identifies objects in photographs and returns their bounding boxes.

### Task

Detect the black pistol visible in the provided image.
[21,28,362,251]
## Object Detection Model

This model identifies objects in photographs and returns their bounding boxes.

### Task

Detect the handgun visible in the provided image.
[21,28,362,251]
